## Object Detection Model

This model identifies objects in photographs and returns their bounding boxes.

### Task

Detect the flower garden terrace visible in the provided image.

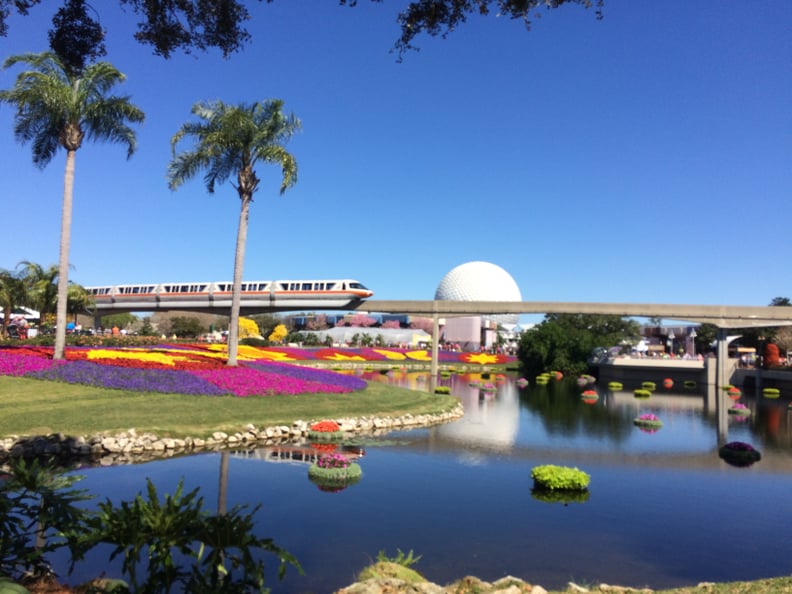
[0,344,516,397]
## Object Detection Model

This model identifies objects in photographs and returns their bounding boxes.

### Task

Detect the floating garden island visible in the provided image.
[718,441,762,467]
[633,388,652,399]
[607,381,623,390]
[308,420,344,442]
[633,413,663,432]
[763,387,781,399]
[530,464,590,498]
[308,452,363,492]
[728,403,751,416]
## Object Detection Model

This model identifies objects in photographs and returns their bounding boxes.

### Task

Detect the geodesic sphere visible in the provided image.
[435,261,522,324]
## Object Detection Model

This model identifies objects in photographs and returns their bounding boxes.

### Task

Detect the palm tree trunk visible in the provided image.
[54,149,76,360]
[227,195,251,366]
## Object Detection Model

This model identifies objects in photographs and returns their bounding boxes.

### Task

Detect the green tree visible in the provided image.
[168,316,206,339]
[0,1,604,59]
[0,52,144,359]
[100,312,138,331]
[0,268,29,337]
[518,313,641,376]
[168,99,299,366]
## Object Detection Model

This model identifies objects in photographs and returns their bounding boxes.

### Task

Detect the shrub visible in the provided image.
[531,465,590,492]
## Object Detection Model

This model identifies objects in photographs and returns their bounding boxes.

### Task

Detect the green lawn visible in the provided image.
[0,376,458,439]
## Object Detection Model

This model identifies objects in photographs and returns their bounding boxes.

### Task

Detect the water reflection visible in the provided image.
[55,372,792,593]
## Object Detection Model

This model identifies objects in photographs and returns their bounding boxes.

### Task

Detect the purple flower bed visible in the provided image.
[27,360,228,396]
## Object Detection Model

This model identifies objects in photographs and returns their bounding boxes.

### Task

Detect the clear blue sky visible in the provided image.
[1,1,790,312]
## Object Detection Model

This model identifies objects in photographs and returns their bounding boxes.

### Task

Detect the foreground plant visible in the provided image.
[0,458,91,581]
[89,478,301,593]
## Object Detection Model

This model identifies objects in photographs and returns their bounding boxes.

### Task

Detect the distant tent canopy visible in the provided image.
[298,327,430,346]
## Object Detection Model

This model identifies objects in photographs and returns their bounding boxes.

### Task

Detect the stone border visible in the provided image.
[0,404,465,467]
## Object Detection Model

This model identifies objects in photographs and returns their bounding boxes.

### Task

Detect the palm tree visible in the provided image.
[0,268,29,337]
[18,261,60,323]
[67,282,94,324]
[0,52,144,359]
[167,100,300,366]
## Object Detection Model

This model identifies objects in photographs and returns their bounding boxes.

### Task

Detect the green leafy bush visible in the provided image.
[531,465,590,492]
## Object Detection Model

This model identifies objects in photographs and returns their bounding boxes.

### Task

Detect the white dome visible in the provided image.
[435,262,521,325]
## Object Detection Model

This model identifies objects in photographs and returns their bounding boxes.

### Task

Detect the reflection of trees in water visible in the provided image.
[518,380,632,443]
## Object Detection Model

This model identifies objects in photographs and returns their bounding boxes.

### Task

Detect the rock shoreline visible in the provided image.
[0,404,465,466]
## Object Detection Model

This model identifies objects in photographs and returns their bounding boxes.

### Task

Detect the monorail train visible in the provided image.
[85,279,373,310]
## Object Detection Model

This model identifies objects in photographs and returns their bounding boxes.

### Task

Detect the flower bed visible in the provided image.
[308,420,343,442]
[718,441,761,467]
[0,345,367,397]
[633,413,663,430]
[728,403,751,416]
[308,453,363,492]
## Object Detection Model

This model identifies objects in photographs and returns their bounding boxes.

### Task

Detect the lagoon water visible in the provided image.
[60,371,792,593]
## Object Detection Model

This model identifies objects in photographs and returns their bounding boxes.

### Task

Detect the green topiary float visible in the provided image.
[531,464,590,492]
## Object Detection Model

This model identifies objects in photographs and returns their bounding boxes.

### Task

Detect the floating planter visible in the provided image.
[728,403,751,416]
[531,464,590,492]
[718,441,761,468]
[535,375,550,385]
[308,420,343,442]
[641,381,656,391]
[576,376,589,388]
[684,380,697,389]
[481,383,497,392]
[721,384,734,392]
[663,378,674,389]
[516,378,529,387]
[308,453,363,492]
[763,387,781,399]
[440,371,452,378]
[633,388,652,399]
[607,381,623,391]
[633,413,663,431]
[727,387,742,400]
[434,386,451,395]
[468,380,481,387]
[553,371,564,381]
[581,389,599,402]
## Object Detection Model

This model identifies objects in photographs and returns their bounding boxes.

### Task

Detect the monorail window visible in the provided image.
[326,282,336,290]
[301,282,311,291]
[349,282,368,290]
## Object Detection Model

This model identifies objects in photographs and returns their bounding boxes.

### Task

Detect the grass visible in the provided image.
[0,375,459,439]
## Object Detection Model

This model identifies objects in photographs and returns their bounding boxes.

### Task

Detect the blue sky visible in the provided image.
[1,1,790,313]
